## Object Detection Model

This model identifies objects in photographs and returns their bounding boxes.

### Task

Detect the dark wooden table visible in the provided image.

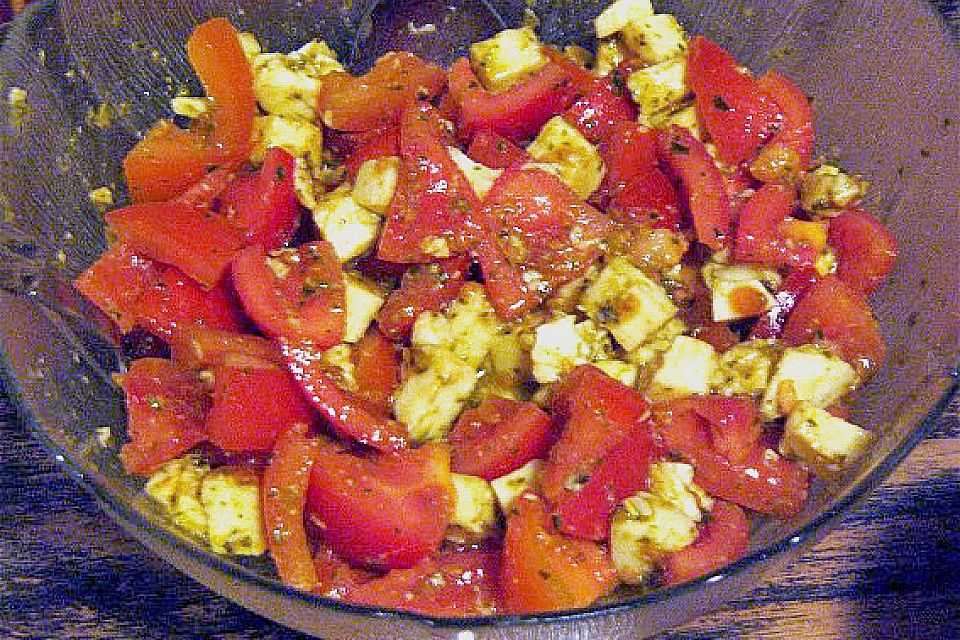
[2,3,959,640]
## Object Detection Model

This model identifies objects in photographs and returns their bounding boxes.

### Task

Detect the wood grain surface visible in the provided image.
[1,2,958,640]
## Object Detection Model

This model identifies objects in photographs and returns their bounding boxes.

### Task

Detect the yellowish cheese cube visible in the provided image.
[144,456,209,540]
[780,402,876,476]
[652,335,718,396]
[469,27,548,93]
[525,116,605,199]
[627,57,689,123]
[595,0,654,38]
[761,345,858,419]
[594,37,628,76]
[530,314,612,383]
[665,104,702,139]
[342,272,385,343]
[621,14,687,65]
[490,459,545,512]
[200,470,266,555]
[593,359,640,387]
[311,187,382,262]
[711,339,782,397]
[447,146,503,199]
[647,461,713,522]
[610,492,699,584]
[353,156,400,214]
[170,96,211,119]
[250,114,323,164]
[447,474,499,542]
[252,41,343,121]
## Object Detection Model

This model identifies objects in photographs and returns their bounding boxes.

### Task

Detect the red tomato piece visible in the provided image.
[261,422,322,591]
[282,340,408,452]
[351,327,401,416]
[105,202,247,290]
[562,76,637,145]
[501,493,617,614]
[133,267,245,340]
[655,403,809,517]
[310,541,374,599]
[448,397,556,481]
[734,182,818,268]
[206,364,314,452]
[306,440,452,569]
[607,168,682,230]
[376,255,471,341]
[552,420,663,541]
[749,265,820,339]
[686,36,781,166]
[172,163,238,210]
[345,550,503,616]
[656,125,732,250]
[123,121,223,204]
[466,129,530,169]
[232,242,345,347]
[476,168,610,320]
[781,274,886,372]
[542,365,652,504]
[827,208,897,295]
[344,127,400,181]
[685,395,762,465]
[662,500,750,585]
[593,121,659,208]
[74,243,161,333]
[220,146,300,251]
[757,70,815,171]
[117,358,209,475]
[317,52,446,132]
[448,57,581,143]
[168,325,282,369]
[377,102,483,263]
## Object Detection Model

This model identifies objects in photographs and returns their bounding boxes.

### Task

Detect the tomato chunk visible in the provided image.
[344,127,400,181]
[232,241,345,347]
[318,52,446,132]
[466,129,530,169]
[168,325,282,369]
[734,182,818,268]
[117,358,209,475]
[220,146,300,251]
[662,500,750,585]
[749,265,819,339]
[562,76,636,145]
[74,244,160,333]
[306,440,452,569]
[757,70,815,172]
[827,208,897,295]
[501,493,617,614]
[351,327,401,416]
[133,267,245,340]
[376,255,471,341]
[449,397,556,481]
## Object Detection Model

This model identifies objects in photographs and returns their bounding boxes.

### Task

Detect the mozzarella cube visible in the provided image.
[625,316,688,367]
[170,96,210,119]
[311,187,382,262]
[702,260,781,322]
[621,13,687,64]
[252,41,343,121]
[665,104,702,139]
[648,461,713,522]
[530,314,612,383]
[342,272,385,343]
[610,492,699,584]
[595,0,654,38]
[799,164,866,215]
[581,257,678,351]
[627,57,689,123]
[448,474,499,542]
[353,156,400,214]
[469,27,548,93]
[652,335,718,396]
[712,339,782,397]
[237,32,262,61]
[475,329,534,401]
[593,359,639,387]
[321,344,358,392]
[490,459,545,512]
[761,345,858,419]
[447,146,503,199]
[594,37,628,76]
[200,470,266,555]
[780,402,876,476]
[145,456,209,540]
[251,114,323,164]
[525,116,605,199]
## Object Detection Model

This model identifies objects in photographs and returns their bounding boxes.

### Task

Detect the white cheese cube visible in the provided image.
[469,27,548,93]
[702,260,781,323]
[711,339,782,397]
[665,104,702,139]
[595,0,654,38]
[145,456,210,540]
[621,14,687,65]
[447,474,499,542]
[530,314,612,383]
[652,335,718,396]
[321,344,358,392]
[610,492,699,584]
[581,257,678,351]
[525,116,605,199]
[593,359,639,387]
[447,146,502,199]
[780,402,876,476]
[761,345,858,419]
[237,32,262,61]
[490,459,545,512]
[594,37,628,76]
[311,187,382,262]
[200,470,266,555]
[353,156,400,214]
[627,57,689,123]
[647,461,713,522]
[252,41,343,121]
[342,272,385,343]
[250,114,324,164]
[625,317,688,367]
[170,96,211,119]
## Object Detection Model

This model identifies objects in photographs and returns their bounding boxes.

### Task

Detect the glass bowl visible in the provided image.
[0,0,957,637]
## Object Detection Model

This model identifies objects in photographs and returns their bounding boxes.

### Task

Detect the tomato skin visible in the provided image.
[656,125,732,250]
[117,358,209,475]
[607,168,682,230]
[466,129,530,169]
[168,325,282,369]
[501,493,617,614]
[686,36,781,166]
[282,340,409,452]
[734,182,818,268]
[74,244,161,333]
[655,403,809,517]
[345,550,503,616]
[232,242,345,347]
[757,70,814,171]
[306,440,452,570]
[133,267,245,340]
[781,274,886,371]
[542,365,652,505]
[172,163,238,210]
[377,102,482,263]
[377,255,471,341]
[448,58,581,143]
[105,202,247,290]
[749,265,820,339]
[682,396,762,465]
[662,500,750,585]
[123,122,221,204]
[220,146,300,251]
[351,327,401,416]
[318,52,446,132]
[206,364,315,452]
[827,208,897,295]
[261,422,323,591]
[449,397,556,481]
[344,127,400,181]
[562,77,637,145]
